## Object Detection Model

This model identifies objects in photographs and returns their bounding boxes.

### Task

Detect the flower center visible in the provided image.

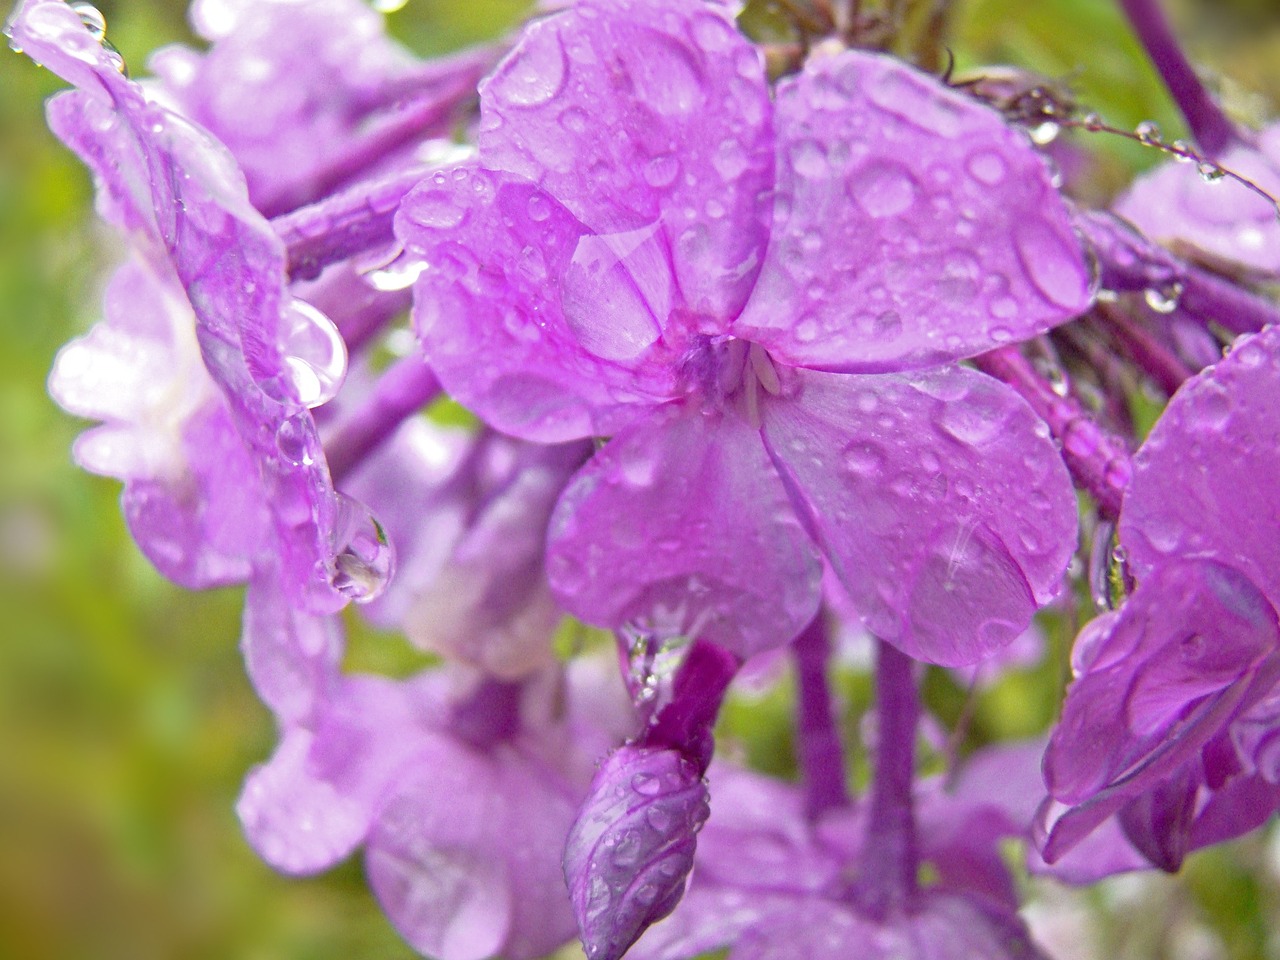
[704,337,784,427]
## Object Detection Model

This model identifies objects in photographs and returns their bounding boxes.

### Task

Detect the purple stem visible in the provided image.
[856,640,920,920]
[257,73,477,219]
[334,290,413,356]
[791,615,850,820]
[274,165,431,281]
[1180,267,1280,336]
[1095,305,1194,395]
[325,355,442,483]
[975,346,1131,521]
[449,677,523,749]
[642,640,740,774]
[1117,0,1237,158]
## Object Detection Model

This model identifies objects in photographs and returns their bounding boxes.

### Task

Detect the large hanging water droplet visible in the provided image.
[263,299,348,408]
[70,1,106,39]
[328,494,395,603]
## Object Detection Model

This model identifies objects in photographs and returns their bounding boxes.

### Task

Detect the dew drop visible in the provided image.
[645,806,672,832]
[965,149,1008,186]
[492,34,568,108]
[842,440,885,478]
[559,106,589,134]
[643,155,680,188]
[847,160,918,218]
[275,413,315,466]
[1013,219,1089,310]
[632,772,661,797]
[1197,161,1225,184]
[259,299,348,408]
[789,138,829,179]
[1029,121,1060,146]
[403,190,465,230]
[527,193,552,221]
[1143,281,1184,314]
[1135,120,1162,145]
[329,495,395,603]
[1082,112,1103,132]
[70,1,106,39]
[364,252,428,292]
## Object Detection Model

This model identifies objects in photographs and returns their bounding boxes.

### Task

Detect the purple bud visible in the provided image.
[563,745,710,960]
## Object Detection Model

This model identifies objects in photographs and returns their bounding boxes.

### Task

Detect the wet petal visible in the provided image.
[400,165,682,442]
[479,0,774,321]
[761,367,1076,666]
[546,404,823,659]
[736,49,1091,372]
[1121,325,1280,600]
[366,741,578,960]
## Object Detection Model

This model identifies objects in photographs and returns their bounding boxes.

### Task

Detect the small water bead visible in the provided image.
[1197,161,1226,184]
[267,299,348,407]
[1082,112,1104,132]
[364,252,428,292]
[329,495,395,603]
[1029,121,1060,146]
[1143,281,1184,314]
[1135,121,1162,145]
[275,413,315,466]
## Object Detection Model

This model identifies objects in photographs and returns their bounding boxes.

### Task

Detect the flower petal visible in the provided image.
[366,741,578,960]
[736,49,1092,372]
[479,0,774,321]
[546,403,823,659]
[1121,325,1280,600]
[761,367,1076,666]
[401,165,683,442]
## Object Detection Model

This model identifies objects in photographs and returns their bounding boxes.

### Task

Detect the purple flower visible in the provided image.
[1038,325,1280,873]
[11,0,392,610]
[47,259,268,586]
[398,0,1090,666]
[239,638,638,960]
[627,760,1050,960]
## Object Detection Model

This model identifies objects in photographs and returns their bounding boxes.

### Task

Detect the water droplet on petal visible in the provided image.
[364,252,428,292]
[70,1,106,39]
[329,495,395,603]
[492,33,568,108]
[842,440,886,477]
[265,299,348,408]
[965,149,1008,186]
[527,193,552,221]
[275,413,316,466]
[1014,219,1089,310]
[643,155,680,188]
[847,161,918,218]
[403,189,465,230]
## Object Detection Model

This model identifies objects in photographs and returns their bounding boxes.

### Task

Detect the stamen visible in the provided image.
[749,341,782,396]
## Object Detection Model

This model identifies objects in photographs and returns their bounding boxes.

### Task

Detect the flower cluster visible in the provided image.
[12,0,1280,956]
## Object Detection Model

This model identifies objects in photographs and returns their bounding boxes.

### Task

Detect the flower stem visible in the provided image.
[1117,0,1237,157]
[274,165,430,281]
[974,346,1131,521]
[325,355,441,483]
[642,640,739,774]
[1094,304,1194,395]
[856,639,920,920]
[792,614,850,820]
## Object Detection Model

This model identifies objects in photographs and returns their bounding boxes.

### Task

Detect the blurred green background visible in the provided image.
[1,0,1279,958]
